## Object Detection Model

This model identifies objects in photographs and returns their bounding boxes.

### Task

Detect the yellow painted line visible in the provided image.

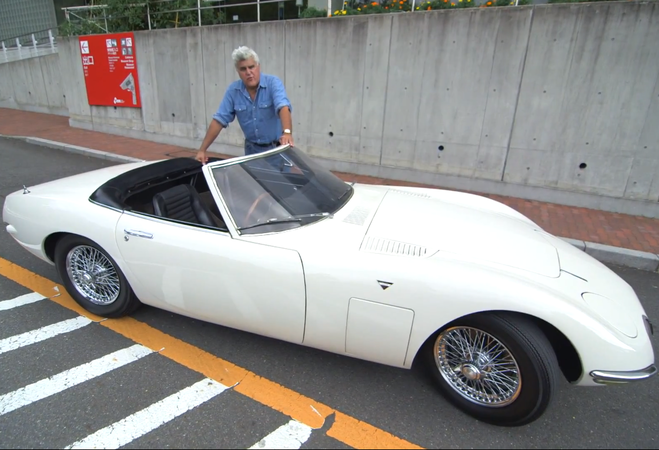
[0,258,423,449]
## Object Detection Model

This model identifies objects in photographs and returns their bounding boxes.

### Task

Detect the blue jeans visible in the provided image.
[244,139,279,156]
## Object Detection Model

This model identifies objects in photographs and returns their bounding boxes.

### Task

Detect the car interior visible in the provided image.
[90,153,346,234]
[125,169,228,230]
[91,157,229,231]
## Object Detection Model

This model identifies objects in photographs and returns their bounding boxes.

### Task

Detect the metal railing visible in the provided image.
[61,0,302,32]
[1,29,58,64]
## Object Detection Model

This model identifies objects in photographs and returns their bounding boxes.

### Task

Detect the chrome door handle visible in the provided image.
[124,229,153,239]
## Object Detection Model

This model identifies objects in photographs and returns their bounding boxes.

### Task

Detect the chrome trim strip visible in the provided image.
[124,229,153,239]
[89,198,123,213]
[590,365,657,384]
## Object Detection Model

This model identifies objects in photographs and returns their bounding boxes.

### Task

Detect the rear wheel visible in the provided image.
[54,235,140,317]
[427,313,559,426]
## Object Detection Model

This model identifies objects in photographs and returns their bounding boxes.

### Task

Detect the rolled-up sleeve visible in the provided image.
[269,76,292,114]
[212,87,235,127]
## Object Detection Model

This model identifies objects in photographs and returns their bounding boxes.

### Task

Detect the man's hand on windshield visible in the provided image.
[280,133,294,147]
[195,149,208,165]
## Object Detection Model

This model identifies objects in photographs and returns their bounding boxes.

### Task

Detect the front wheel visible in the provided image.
[427,313,559,426]
[54,235,141,318]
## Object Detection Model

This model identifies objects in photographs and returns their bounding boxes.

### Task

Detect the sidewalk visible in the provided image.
[1,107,658,271]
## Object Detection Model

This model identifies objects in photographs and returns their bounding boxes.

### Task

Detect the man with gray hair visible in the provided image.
[196,46,293,164]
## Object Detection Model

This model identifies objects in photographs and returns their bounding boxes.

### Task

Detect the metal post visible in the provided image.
[2,42,7,62]
[198,0,202,26]
[412,0,415,11]
[16,37,22,56]
[258,0,261,22]
[147,3,152,30]
[32,34,38,54]
[48,29,55,50]
[327,0,331,16]
[104,7,108,32]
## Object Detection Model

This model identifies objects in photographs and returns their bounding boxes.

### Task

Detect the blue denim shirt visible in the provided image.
[212,74,292,145]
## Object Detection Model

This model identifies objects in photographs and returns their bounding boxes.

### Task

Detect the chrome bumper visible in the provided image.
[590,365,657,384]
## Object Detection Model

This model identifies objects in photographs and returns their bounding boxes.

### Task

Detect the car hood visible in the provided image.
[362,188,560,277]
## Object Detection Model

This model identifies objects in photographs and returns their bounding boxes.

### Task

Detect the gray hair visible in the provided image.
[232,46,260,67]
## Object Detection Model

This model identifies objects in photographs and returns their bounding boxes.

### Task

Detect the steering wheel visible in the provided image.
[244,192,270,225]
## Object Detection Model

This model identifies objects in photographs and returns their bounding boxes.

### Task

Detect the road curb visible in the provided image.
[560,237,659,272]
[25,137,146,163]
[4,133,659,272]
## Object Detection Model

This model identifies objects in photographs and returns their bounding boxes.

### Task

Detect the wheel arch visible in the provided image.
[44,232,75,263]
[413,310,583,383]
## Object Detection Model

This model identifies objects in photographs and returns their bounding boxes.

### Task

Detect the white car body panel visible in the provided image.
[114,212,306,344]
[2,152,655,392]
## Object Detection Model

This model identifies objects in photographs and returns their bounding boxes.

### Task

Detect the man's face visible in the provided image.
[237,58,260,90]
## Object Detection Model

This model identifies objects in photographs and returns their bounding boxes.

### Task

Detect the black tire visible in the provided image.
[426,312,559,426]
[54,235,141,318]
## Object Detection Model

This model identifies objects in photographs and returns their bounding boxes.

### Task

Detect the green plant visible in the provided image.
[105,0,149,32]
[149,0,225,29]
[300,6,328,17]
[58,19,101,37]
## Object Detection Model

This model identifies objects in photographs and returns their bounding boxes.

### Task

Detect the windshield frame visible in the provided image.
[203,145,353,236]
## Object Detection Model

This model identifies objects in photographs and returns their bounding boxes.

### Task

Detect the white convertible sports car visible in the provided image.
[3,144,656,426]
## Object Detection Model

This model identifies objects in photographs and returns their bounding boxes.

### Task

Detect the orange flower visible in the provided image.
[486,1,492,4]
[385,5,388,8]
[371,1,377,5]
[427,5,431,8]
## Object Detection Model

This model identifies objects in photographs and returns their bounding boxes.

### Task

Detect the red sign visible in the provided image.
[79,32,141,108]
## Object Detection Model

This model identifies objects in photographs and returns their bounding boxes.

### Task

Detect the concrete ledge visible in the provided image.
[560,236,659,271]
[560,237,586,252]
[583,241,659,272]
[0,134,144,163]
[24,137,146,163]
[0,102,69,117]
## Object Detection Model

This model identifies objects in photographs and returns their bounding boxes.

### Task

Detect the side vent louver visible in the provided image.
[361,237,428,257]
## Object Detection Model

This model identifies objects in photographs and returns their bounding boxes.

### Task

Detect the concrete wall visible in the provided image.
[4,1,659,217]
[0,53,67,116]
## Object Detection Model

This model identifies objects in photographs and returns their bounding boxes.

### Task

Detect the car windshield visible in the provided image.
[211,146,353,234]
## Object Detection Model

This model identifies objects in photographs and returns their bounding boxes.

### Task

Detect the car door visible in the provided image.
[114,212,306,344]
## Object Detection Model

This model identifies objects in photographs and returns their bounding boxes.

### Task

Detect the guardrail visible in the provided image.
[1,29,58,64]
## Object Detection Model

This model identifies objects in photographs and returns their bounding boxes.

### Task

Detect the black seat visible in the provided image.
[152,184,216,227]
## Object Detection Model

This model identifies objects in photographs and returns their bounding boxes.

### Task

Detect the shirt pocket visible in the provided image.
[235,102,251,125]
[257,101,276,121]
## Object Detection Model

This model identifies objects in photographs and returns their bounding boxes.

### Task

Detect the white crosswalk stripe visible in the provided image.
[249,419,313,449]
[0,344,153,416]
[0,292,45,311]
[0,316,92,355]
[65,378,230,449]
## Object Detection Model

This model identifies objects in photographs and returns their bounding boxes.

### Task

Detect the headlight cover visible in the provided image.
[581,292,638,338]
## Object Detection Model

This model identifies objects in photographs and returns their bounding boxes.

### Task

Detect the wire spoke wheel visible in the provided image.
[434,326,522,407]
[66,245,120,306]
